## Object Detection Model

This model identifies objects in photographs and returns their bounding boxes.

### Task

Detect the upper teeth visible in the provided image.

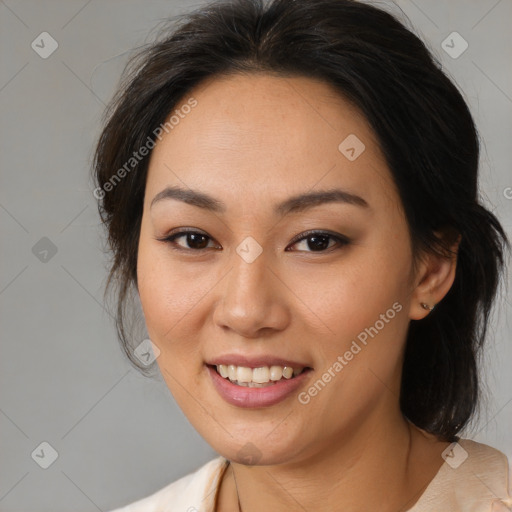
[216,364,304,384]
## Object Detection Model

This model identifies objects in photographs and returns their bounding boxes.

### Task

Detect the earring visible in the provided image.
[420,302,435,312]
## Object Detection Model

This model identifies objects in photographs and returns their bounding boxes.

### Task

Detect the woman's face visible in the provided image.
[137,72,423,465]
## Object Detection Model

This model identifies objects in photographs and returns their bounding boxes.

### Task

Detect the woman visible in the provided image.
[94,0,511,510]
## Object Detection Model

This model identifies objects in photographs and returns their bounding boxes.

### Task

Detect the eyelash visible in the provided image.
[156,228,350,254]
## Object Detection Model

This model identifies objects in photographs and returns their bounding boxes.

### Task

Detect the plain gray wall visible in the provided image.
[0,1,510,510]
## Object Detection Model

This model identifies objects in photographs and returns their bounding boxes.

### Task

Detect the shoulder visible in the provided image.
[411,438,512,511]
[456,438,510,483]
[107,456,228,512]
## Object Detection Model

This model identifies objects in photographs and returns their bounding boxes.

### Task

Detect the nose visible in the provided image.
[213,243,290,338]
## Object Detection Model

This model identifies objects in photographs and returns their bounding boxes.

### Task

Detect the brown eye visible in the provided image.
[287,231,350,252]
[159,230,219,251]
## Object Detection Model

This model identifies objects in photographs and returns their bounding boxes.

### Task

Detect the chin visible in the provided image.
[203,427,307,467]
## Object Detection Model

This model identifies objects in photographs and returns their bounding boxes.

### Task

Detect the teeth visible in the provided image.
[252,366,269,383]
[282,367,293,379]
[215,364,305,385]
[237,366,253,383]
[269,366,282,381]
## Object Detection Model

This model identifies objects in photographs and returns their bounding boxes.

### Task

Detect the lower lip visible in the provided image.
[206,365,312,408]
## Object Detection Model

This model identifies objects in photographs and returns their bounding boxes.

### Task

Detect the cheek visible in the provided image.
[137,250,208,404]
[322,259,410,398]
[291,248,410,348]
[137,241,208,356]
[138,234,194,313]
[299,293,408,436]
[341,232,412,327]
[297,236,412,410]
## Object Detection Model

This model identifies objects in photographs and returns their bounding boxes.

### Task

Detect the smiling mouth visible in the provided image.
[208,364,311,387]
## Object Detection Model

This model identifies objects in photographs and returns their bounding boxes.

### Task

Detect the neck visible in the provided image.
[222,412,448,512]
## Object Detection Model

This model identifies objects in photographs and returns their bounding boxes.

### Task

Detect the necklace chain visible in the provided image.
[230,462,243,512]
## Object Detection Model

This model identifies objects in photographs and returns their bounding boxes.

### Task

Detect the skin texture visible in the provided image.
[136,72,459,511]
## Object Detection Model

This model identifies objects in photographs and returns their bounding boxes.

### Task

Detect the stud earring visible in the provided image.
[420,302,435,312]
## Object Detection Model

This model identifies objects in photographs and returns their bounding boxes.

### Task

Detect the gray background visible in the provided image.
[0,0,511,510]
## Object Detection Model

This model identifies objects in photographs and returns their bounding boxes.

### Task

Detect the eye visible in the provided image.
[157,229,350,253]
[157,229,219,251]
[286,230,350,252]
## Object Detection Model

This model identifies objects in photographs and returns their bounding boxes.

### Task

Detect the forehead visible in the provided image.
[146,72,396,214]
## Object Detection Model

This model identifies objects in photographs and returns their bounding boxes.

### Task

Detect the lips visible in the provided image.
[205,354,313,408]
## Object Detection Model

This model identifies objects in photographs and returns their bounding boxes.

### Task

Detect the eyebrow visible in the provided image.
[150,185,370,216]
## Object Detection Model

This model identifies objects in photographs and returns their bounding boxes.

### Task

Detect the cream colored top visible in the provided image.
[108,439,511,512]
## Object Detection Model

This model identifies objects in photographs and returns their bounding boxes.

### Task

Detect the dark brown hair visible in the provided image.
[92,0,509,441]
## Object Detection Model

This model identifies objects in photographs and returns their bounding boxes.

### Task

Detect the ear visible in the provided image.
[409,231,461,320]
